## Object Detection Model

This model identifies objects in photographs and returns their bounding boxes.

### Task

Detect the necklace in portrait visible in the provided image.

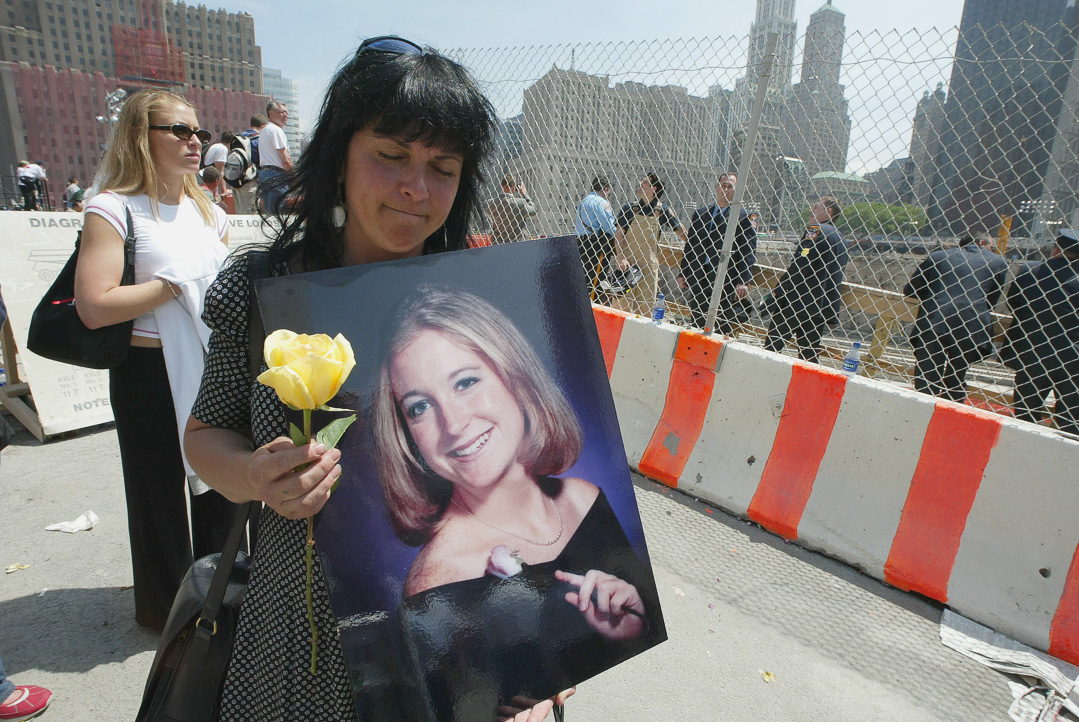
[452,493,564,547]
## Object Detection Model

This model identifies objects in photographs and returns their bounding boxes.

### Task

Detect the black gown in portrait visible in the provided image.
[396,489,665,722]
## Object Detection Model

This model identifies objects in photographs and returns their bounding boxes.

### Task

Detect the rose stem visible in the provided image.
[304,408,319,675]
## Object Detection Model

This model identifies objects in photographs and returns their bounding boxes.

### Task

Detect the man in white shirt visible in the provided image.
[258,101,292,213]
[16,160,46,211]
[201,131,234,198]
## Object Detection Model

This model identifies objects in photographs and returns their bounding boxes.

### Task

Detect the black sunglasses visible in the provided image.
[356,35,423,57]
[149,123,212,144]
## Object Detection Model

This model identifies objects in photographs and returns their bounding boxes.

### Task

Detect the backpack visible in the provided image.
[199,141,213,170]
[223,135,257,189]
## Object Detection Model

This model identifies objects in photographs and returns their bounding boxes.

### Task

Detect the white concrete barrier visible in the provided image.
[593,306,1079,667]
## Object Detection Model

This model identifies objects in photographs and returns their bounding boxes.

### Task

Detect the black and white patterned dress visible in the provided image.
[191,252,359,721]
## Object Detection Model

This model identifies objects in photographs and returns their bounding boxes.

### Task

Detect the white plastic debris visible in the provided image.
[45,510,99,533]
[940,609,1079,722]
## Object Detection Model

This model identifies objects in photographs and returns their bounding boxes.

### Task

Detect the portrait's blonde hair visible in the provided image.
[93,88,215,226]
[373,286,583,546]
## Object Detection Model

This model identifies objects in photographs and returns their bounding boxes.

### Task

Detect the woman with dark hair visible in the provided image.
[612,172,688,315]
[185,37,569,721]
[373,285,659,720]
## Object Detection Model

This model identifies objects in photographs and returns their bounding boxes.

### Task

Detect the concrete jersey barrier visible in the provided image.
[592,305,1079,667]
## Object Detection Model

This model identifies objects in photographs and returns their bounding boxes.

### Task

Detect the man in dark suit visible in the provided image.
[764,197,849,363]
[1000,229,1079,435]
[677,172,758,333]
[903,236,1008,402]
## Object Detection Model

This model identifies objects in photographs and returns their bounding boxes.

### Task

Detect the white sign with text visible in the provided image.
[0,211,270,436]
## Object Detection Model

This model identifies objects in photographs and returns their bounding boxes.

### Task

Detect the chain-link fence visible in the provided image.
[449,22,1079,436]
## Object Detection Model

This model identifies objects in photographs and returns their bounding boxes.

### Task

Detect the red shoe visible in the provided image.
[0,685,52,721]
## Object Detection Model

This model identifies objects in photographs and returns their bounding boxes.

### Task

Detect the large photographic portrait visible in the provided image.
[254,237,666,721]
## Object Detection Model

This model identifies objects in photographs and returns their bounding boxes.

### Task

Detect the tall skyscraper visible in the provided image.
[929,0,1079,236]
[745,0,798,92]
[909,83,947,210]
[0,0,267,207]
[781,0,851,177]
[262,67,301,159]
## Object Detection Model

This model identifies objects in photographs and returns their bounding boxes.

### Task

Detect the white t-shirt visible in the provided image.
[259,122,288,169]
[203,142,228,167]
[18,164,45,181]
[84,191,228,338]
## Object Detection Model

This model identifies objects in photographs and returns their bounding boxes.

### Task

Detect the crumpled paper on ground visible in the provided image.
[46,510,99,533]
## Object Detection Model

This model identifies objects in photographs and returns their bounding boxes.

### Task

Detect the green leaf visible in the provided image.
[317,404,353,413]
[290,422,307,447]
[316,414,357,451]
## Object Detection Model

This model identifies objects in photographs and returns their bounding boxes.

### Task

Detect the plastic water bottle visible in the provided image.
[652,293,665,324]
[842,341,862,377]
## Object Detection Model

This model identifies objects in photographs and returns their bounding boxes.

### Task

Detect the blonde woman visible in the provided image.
[75,88,238,630]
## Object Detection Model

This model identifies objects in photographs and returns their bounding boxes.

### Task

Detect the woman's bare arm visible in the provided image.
[74,213,176,329]
[184,415,341,518]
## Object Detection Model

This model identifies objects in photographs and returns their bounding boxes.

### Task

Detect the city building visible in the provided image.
[261,66,300,160]
[908,82,947,210]
[810,169,869,206]
[781,0,851,178]
[929,0,1079,236]
[513,66,718,235]
[0,0,267,206]
[864,157,914,205]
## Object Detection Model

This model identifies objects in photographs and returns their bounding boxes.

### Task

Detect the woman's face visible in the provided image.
[147,102,203,180]
[340,127,464,265]
[390,329,527,495]
[636,177,656,203]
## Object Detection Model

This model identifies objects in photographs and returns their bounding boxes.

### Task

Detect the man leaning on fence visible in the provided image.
[764,196,849,363]
[1000,229,1079,436]
[575,175,618,298]
[903,235,1008,402]
[677,172,758,333]
[487,173,536,243]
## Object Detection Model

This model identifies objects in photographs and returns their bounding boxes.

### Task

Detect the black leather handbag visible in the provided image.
[26,205,136,369]
[135,501,256,722]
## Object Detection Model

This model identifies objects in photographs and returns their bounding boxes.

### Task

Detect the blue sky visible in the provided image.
[233,0,965,138]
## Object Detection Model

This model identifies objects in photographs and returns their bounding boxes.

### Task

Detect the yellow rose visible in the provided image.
[257,330,356,409]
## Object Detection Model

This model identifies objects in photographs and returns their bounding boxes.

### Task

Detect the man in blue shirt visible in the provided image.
[575,175,617,299]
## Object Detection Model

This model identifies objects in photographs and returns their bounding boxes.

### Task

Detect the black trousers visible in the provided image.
[577,234,610,301]
[913,336,973,402]
[20,184,37,211]
[110,346,240,630]
[764,312,825,363]
[1013,364,1079,436]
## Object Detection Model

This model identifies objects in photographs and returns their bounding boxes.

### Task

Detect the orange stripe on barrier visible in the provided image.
[746,364,846,540]
[637,331,722,488]
[591,306,628,378]
[883,404,1001,602]
[1048,542,1079,665]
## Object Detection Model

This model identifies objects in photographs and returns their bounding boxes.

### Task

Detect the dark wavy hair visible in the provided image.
[264,43,496,270]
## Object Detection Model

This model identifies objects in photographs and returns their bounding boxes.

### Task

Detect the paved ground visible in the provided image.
[0,416,1016,720]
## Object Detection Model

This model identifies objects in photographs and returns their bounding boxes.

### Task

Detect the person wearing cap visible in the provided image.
[1000,229,1079,435]
[903,235,1008,402]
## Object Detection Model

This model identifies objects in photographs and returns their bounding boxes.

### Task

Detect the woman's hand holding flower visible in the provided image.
[554,569,646,641]
[247,437,341,520]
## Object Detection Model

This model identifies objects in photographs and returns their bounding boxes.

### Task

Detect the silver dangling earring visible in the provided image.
[331,183,347,229]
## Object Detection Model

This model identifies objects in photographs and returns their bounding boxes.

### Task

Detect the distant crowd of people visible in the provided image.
[497,167,1076,434]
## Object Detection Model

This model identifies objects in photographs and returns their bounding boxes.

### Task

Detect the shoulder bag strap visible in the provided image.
[191,500,254,647]
[120,204,137,286]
